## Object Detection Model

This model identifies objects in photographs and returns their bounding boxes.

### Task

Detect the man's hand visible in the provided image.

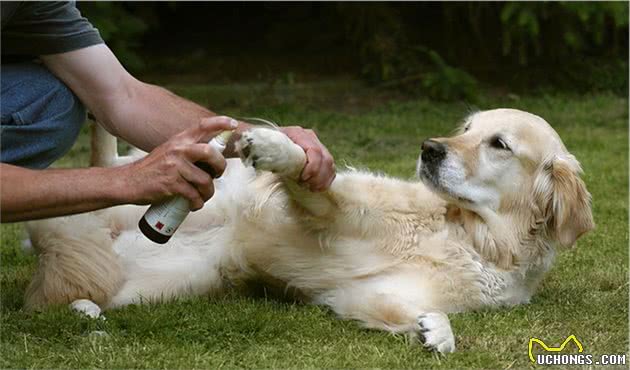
[280,126,336,192]
[119,116,238,211]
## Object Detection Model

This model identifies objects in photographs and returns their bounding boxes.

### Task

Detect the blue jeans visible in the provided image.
[1,62,86,169]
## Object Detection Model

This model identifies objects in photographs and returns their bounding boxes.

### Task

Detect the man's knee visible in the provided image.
[1,63,87,168]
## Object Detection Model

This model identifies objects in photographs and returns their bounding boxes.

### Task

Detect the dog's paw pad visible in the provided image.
[417,312,456,354]
[235,128,305,177]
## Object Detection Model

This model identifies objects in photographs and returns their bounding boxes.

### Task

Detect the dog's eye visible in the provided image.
[489,136,510,151]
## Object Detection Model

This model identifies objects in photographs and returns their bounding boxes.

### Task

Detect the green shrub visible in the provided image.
[500,2,628,64]
[338,2,627,95]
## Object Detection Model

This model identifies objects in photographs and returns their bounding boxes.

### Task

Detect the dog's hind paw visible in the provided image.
[71,299,104,320]
[417,312,456,354]
[236,128,306,178]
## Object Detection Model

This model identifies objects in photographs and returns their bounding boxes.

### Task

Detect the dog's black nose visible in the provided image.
[421,139,447,164]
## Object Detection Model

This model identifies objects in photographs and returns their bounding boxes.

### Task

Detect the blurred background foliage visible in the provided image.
[79,2,628,101]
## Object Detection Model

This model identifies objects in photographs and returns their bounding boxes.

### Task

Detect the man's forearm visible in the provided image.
[42,45,224,152]
[95,81,217,151]
[41,45,334,193]
[1,164,128,222]
[100,81,254,156]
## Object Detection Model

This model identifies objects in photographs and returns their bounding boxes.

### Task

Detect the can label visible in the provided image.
[143,197,190,236]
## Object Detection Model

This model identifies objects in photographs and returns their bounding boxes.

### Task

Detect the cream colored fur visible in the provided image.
[25,110,594,353]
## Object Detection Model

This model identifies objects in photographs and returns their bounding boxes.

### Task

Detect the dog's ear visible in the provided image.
[533,155,594,248]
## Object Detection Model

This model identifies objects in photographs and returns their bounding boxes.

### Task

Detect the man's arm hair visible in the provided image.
[0,163,129,222]
[41,44,221,152]
[1,117,240,223]
[39,43,334,194]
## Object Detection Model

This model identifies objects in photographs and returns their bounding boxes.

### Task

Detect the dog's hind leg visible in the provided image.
[71,298,103,319]
[106,230,231,308]
[25,213,124,312]
[90,120,146,167]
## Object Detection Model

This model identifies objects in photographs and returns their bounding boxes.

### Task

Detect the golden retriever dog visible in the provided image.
[25,109,594,353]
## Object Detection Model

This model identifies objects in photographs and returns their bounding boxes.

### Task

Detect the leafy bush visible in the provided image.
[420,49,478,101]
[337,4,479,100]
[337,2,627,96]
[500,2,628,64]
[75,2,627,95]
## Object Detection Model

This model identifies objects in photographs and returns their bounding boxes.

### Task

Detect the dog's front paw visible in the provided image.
[236,128,306,178]
[417,312,456,354]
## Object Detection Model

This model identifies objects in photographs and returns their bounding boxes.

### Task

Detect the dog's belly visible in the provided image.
[105,159,257,305]
[108,160,255,280]
[107,226,234,307]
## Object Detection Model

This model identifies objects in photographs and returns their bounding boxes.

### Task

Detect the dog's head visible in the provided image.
[418,109,594,267]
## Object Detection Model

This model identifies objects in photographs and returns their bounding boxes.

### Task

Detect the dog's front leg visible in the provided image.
[320,281,456,353]
[417,312,456,353]
[236,128,337,218]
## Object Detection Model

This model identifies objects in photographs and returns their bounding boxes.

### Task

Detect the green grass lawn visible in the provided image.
[1,81,628,369]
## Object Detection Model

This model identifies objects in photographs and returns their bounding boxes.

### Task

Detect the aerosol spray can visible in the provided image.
[138,130,234,244]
